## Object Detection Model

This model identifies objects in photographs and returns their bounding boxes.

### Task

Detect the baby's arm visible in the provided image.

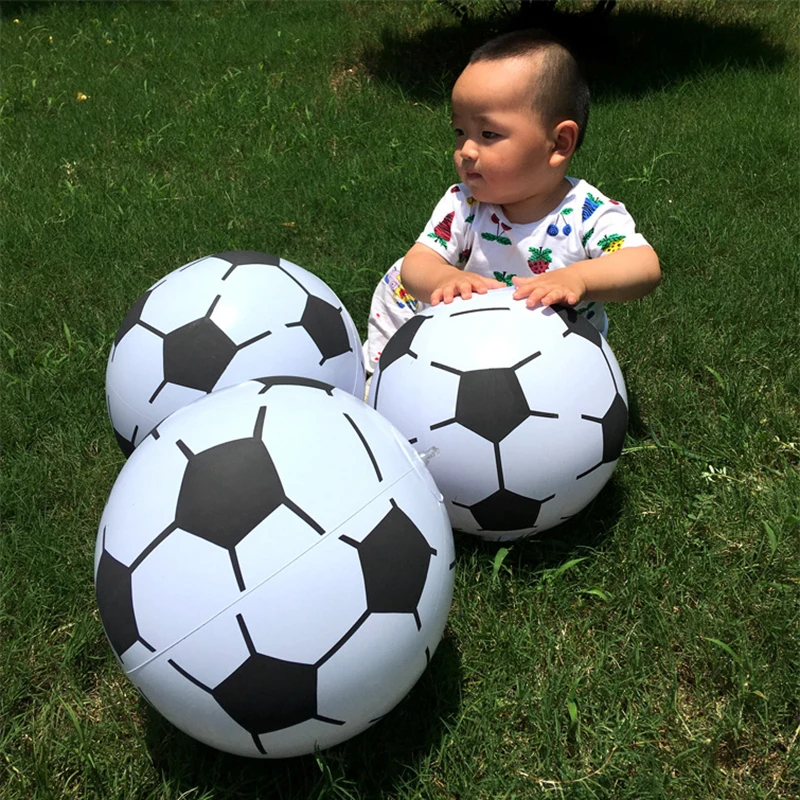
[512,245,661,308]
[401,243,506,305]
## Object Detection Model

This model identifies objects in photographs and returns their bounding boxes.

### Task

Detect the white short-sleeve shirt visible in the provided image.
[364,177,650,368]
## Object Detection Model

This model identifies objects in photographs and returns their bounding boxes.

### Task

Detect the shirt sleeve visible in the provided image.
[415,184,475,268]
[579,190,650,259]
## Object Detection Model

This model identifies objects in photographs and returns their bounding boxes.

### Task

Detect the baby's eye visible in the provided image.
[482,130,500,140]
[453,128,464,137]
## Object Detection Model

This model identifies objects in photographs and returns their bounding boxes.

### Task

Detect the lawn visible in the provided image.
[1,1,798,798]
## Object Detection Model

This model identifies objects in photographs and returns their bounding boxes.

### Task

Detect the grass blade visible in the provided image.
[492,546,511,582]
[703,636,741,665]
[551,557,588,580]
[581,587,611,602]
[763,521,778,556]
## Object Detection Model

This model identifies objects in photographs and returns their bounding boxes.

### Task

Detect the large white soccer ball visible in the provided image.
[95,377,455,758]
[106,251,365,456]
[368,288,628,540]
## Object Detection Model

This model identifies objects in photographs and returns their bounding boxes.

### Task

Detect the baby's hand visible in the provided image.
[512,270,587,309]
[430,273,506,305]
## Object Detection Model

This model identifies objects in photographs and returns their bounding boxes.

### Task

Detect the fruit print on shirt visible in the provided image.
[598,233,626,253]
[428,211,454,249]
[527,246,552,274]
[582,193,603,220]
[493,271,516,287]
[546,207,574,237]
[481,213,512,245]
[465,194,478,223]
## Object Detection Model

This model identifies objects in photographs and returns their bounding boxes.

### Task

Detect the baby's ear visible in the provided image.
[550,120,579,165]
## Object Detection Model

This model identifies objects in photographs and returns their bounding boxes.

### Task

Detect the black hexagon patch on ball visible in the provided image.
[578,392,628,478]
[286,295,352,365]
[149,295,272,402]
[169,613,343,755]
[453,487,555,532]
[340,499,437,630]
[95,526,155,660]
[172,405,324,591]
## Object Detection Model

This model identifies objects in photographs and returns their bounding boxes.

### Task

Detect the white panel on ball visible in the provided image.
[106,252,366,457]
[95,378,455,758]
[368,287,628,541]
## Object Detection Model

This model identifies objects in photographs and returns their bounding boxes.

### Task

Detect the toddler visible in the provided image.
[364,29,661,369]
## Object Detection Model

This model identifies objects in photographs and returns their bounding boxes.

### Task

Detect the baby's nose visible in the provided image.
[459,138,479,161]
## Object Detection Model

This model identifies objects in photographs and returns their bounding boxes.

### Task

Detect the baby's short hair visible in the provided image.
[469,29,590,150]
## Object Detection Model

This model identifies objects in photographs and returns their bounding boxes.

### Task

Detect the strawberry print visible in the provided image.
[457,248,472,267]
[527,246,552,274]
[582,193,603,221]
[427,211,454,249]
[450,186,461,193]
[480,212,512,246]
[598,233,626,253]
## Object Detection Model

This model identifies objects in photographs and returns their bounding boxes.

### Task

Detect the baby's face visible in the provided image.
[451,57,562,221]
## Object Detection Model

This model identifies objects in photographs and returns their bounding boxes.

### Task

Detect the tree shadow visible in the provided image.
[361,2,789,104]
[141,636,462,798]
[0,0,175,18]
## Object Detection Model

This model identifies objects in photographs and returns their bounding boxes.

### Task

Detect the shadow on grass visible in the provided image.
[141,636,462,798]
[361,3,789,104]
[0,0,174,17]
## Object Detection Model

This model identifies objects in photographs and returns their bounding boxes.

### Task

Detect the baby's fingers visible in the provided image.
[533,288,578,308]
[524,286,552,308]
[432,281,467,304]
[484,277,508,290]
[452,276,487,302]
[435,276,509,305]
[511,277,536,299]
[456,279,474,301]
[467,277,503,296]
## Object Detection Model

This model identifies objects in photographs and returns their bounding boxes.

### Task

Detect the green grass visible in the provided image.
[1,1,798,798]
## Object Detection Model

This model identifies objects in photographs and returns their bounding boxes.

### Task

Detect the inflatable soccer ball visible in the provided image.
[106,251,365,456]
[368,288,628,540]
[95,377,455,758]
